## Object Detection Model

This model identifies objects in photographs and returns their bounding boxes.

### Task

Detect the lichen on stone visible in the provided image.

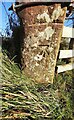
[37,11,51,23]
[34,54,43,61]
[37,27,55,41]
[48,47,53,52]
[36,6,64,24]
[51,6,64,21]
[44,27,55,40]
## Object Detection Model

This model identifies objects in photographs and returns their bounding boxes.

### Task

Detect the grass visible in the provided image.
[1,51,74,120]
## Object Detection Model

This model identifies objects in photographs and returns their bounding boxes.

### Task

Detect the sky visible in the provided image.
[0,1,74,36]
[0,1,15,35]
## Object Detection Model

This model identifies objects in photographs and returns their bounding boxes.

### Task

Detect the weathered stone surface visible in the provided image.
[19,3,67,83]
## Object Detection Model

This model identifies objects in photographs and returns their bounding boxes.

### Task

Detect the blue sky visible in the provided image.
[0,1,15,35]
[0,1,74,36]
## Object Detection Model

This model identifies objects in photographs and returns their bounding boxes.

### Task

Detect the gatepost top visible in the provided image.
[16,0,73,3]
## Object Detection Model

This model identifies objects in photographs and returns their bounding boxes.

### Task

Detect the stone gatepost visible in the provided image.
[18,3,67,83]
